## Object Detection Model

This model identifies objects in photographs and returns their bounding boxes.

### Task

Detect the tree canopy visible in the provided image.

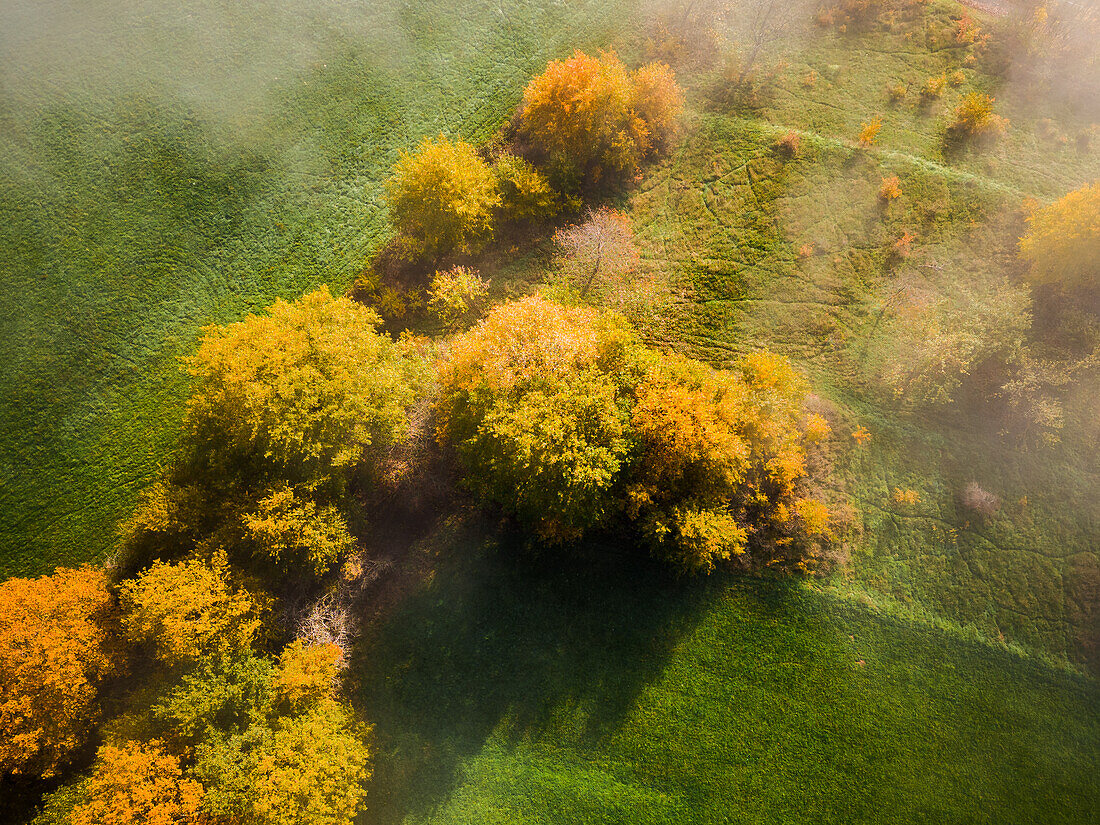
[0,567,118,777]
[1020,182,1100,295]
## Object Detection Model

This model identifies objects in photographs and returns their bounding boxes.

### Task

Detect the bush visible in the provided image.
[0,567,118,777]
[961,481,1000,518]
[386,134,500,259]
[921,73,947,99]
[492,153,559,224]
[879,175,902,201]
[1019,182,1100,295]
[858,116,883,147]
[427,265,490,330]
[948,92,1008,140]
[775,131,802,157]
[631,61,685,149]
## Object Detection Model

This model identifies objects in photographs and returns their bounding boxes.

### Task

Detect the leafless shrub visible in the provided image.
[297,590,353,662]
[961,481,1000,518]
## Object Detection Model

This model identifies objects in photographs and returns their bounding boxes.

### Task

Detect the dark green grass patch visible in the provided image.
[355,533,1100,824]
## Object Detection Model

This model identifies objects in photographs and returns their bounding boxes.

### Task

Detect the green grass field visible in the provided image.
[355,532,1100,824]
[3,0,1100,822]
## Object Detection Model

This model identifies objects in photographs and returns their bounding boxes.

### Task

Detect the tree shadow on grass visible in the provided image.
[349,523,719,825]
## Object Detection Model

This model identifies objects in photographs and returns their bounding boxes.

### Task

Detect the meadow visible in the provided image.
[2,0,1100,822]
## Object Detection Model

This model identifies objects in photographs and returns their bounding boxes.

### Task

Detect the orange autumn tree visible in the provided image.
[519,51,682,187]
[0,566,118,777]
[71,741,203,825]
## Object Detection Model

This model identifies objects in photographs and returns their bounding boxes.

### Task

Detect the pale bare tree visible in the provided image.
[554,207,640,298]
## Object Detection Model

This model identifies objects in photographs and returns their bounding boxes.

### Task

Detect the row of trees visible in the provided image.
[386,50,683,262]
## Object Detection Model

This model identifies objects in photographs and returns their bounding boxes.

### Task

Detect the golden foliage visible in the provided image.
[519,51,681,186]
[949,92,1008,139]
[386,134,500,258]
[879,175,902,201]
[0,567,117,777]
[243,487,354,577]
[187,285,418,489]
[71,741,202,825]
[1019,181,1100,293]
[273,640,342,710]
[858,116,883,147]
[119,553,264,666]
[427,266,490,330]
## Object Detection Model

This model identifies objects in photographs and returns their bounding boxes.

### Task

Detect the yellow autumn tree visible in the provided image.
[387,134,500,260]
[272,640,342,711]
[70,741,203,825]
[0,567,118,777]
[119,553,265,667]
[1019,181,1100,294]
[242,487,354,577]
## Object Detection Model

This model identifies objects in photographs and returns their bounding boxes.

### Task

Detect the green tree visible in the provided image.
[387,134,500,260]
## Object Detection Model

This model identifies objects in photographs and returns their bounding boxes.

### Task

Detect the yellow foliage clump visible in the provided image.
[0,567,118,777]
[949,92,1008,140]
[879,175,902,201]
[71,741,203,825]
[1019,182,1100,293]
[892,488,921,505]
[273,640,342,710]
[119,553,265,667]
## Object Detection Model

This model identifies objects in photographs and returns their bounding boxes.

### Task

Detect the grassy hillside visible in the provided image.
[356,534,1100,824]
[0,0,639,578]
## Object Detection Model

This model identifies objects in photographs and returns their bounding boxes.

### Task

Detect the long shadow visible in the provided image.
[350,525,718,825]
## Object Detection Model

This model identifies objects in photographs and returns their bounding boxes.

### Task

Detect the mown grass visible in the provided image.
[355,532,1100,824]
[0,0,640,577]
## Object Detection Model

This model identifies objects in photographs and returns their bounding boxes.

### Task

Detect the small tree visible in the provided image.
[858,116,883,147]
[1019,181,1100,294]
[0,567,118,777]
[119,553,265,667]
[631,62,685,149]
[427,266,490,330]
[386,134,500,260]
[492,154,559,223]
[70,742,203,825]
[554,207,640,297]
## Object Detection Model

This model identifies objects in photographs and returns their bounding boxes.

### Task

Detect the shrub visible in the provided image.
[949,69,966,87]
[921,73,947,99]
[492,153,559,224]
[427,265,491,330]
[879,175,902,201]
[858,116,883,147]
[887,82,907,103]
[0,567,118,777]
[948,92,1008,140]
[119,553,265,667]
[961,481,1000,518]
[775,131,802,157]
[1019,181,1100,294]
[386,134,500,259]
[70,741,203,825]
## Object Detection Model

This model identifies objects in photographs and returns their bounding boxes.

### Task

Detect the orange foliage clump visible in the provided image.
[272,640,342,710]
[879,175,902,201]
[858,116,883,147]
[71,741,203,825]
[0,567,117,777]
[520,50,682,185]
